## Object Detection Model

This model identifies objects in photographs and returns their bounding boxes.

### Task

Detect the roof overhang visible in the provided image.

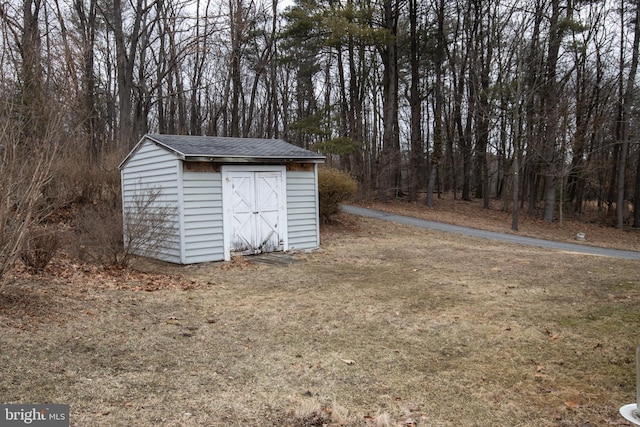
[183,155,325,164]
[119,135,325,170]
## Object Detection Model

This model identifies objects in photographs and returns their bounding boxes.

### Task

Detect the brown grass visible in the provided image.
[0,200,639,426]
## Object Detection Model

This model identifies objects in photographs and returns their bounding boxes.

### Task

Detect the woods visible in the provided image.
[2,0,640,228]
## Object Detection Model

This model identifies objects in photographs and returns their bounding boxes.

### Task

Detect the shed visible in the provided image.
[118,134,325,264]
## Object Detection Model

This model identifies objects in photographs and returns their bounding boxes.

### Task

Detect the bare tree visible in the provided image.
[407,0,422,202]
[0,99,58,287]
[100,0,153,146]
[426,0,446,207]
[616,0,640,229]
[377,0,401,199]
[73,0,102,161]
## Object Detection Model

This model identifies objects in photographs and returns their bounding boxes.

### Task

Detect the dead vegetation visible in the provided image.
[0,208,639,426]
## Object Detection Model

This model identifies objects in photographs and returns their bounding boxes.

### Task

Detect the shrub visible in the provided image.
[20,226,63,273]
[121,187,178,265]
[73,201,124,267]
[0,100,59,287]
[73,187,177,268]
[46,147,125,206]
[318,168,357,222]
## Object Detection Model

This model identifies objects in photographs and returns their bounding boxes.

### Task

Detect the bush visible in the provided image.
[20,226,63,273]
[73,187,177,268]
[0,99,59,286]
[73,201,124,267]
[121,187,178,265]
[46,147,124,206]
[318,168,357,222]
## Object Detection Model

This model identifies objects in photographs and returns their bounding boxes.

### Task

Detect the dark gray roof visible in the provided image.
[120,134,325,169]
[151,134,323,160]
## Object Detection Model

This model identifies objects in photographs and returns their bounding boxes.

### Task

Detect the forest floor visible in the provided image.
[0,195,639,426]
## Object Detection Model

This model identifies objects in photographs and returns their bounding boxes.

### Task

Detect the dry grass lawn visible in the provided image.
[1,199,639,426]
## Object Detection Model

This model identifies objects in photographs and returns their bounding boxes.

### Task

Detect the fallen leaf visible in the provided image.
[564,400,581,409]
[606,417,634,425]
[405,403,420,412]
[341,359,355,365]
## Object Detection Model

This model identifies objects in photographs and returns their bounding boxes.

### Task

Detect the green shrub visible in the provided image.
[318,168,357,222]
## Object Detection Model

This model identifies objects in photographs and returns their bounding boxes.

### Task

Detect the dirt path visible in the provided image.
[342,204,640,260]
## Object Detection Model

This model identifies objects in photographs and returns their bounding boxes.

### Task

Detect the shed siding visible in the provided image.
[120,140,182,263]
[182,171,225,263]
[286,170,320,251]
[121,137,322,264]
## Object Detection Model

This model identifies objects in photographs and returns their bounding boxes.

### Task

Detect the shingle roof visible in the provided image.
[119,134,325,170]
[148,134,324,161]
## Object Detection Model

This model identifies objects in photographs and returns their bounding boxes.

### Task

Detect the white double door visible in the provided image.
[222,166,286,257]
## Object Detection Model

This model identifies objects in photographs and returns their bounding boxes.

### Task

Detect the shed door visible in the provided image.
[224,168,285,255]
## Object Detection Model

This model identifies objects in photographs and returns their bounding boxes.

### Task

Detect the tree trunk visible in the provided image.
[634,149,640,227]
[541,0,563,222]
[427,0,445,207]
[74,0,100,161]
[20,0,45,139]
[408,0,422,202]
[378,0,401,200]
[471,0,492,209]
[229,0,244,137]
[617,0,640,229]
[108,0,148,146]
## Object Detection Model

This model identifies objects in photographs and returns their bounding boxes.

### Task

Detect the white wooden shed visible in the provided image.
[118,134,325,264]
